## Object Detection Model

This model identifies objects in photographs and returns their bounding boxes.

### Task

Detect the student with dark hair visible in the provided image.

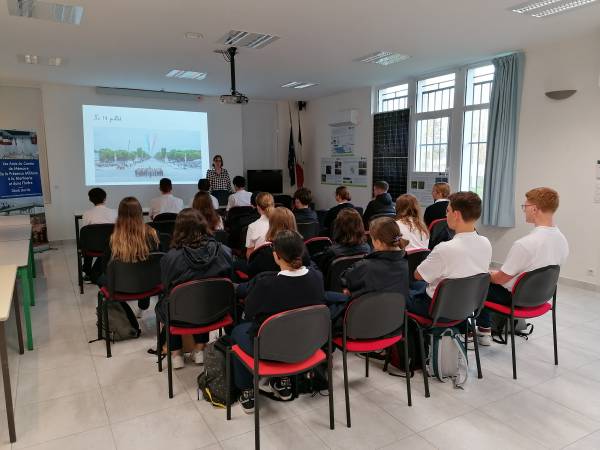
[192,191,224,233]
[362,180,395,228]
[191,178,219,210]
[293,187,318,223]
[323,186,355,236]
[155,208,232,368]
[82,187,117,281]
[226,176,253,210]
[230,230,325,414]
[424,182,451,227]
[409,191,492,318]
[149,177,184,219]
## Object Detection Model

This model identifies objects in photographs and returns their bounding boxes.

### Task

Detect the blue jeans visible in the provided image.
[231,322,255,390]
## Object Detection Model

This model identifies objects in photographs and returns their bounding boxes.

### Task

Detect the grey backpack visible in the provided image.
[96,302,141,342]
[197,338,236,408]
[426,328,468,389]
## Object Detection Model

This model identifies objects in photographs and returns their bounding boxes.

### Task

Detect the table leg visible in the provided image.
[0,322,16,443]
[12,283,24,355]
[29,240,36,279]
[75,215,84,294]
[17,268,33,351]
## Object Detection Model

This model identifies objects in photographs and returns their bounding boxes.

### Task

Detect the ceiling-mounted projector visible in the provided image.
[218,47,249,104]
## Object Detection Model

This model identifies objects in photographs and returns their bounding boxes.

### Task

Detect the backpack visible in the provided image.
[386,320,421,377]
[296,362,330,396]
[490,312,534,344]
[426,328,468,389]
[197,337,237,408]
[96,302,141,342]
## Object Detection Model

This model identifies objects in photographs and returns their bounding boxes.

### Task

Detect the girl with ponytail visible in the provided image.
[245,192,274,258]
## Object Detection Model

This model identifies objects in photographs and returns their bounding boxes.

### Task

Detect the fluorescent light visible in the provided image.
[24,54,39,64]
[166,69,207,80]
[356,51,410,66]
[511,0,562,13]
[281,82,301,88]
[532,0,597,16]
[184,32,204,39]
[281,82,318,89]
[218,30,280,49]
[293,83,318,89]
[47,57,63,66]
[510,0,598,16]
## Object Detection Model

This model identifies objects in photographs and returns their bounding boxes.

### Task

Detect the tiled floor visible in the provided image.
[1,241,599,449]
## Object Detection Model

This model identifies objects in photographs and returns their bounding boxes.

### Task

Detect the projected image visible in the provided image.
[83,105,209,186]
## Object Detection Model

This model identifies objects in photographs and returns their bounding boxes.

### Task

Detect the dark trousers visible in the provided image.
[231,322,255,390]
[155,299,209,351]
[477,283,512,328]
[324,291,350,325]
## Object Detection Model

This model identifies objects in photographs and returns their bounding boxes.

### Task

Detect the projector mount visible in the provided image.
[216,47,249,104]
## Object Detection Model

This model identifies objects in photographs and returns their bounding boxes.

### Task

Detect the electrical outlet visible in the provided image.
[587,268,596,277]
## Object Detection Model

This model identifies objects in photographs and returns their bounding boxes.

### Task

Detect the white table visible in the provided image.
[0,224,32,242]
[0,216,31,227]
[0,264,24,443]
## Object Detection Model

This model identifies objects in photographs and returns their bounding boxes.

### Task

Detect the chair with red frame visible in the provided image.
[427,218,454,250]
[225,305,333,450]
[78,223,114,294]
[97,252,164,358]
[408,273,490,397]
[333,292,411,427]
[156,278,236,398]
[325,254,366,292]
[405,249,430,283]
[484,265,560,380]
[304,236,332,257]
[296,221,320,240]
[234,242,275,282]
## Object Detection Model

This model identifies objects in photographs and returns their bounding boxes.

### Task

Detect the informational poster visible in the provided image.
[330,125,355,156]
[408,172,449,206]
[0,129,48,248]
[595,160,600,204]
[320,157,368,187]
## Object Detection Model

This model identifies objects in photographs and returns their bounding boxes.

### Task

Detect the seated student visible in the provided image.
[190,179,219,210]
[155,208,232,368]
[149,178,184,219]
[324,217,409,324]
[226,176,253,211]
[313,208,370,274]
[82,187,117,281]
[395,194,429,251]
[323,186,355,235]
[99,196,160,315]
[231,230,325,413]
[362,180,395,228]
[192,191,224,233]
[424,182,450,228]
[245,192,274,259]
[292,187,318,223]
[409,192,492,319]
[476,187,569,345]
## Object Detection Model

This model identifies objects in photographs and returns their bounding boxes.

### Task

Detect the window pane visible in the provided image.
[465,65,494,106]
[417,73,455,113]
[378,83,408,112]
[461,108,489,196]
[415,117,449,172]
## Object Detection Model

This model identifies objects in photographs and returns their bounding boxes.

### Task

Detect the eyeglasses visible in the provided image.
[521,204,535,211]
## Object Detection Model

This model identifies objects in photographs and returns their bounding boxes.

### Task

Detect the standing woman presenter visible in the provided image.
[206,154,232,207]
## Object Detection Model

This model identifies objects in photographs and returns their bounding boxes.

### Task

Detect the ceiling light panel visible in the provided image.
[218,30,280,49]
[18,54,64,66]
[281,82,318,89]
[184,32,204,39]
[510,0,598,16]
[355,51,410,66]
[166,70,207,80]
[7,0,84,25]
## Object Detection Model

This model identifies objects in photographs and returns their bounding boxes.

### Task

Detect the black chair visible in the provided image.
[333,292,411,427]
[226,305,333,449]
[78,223,114,294]
[214,230,229,245]
[484,265,560,380]
[405,249,430,283]
[212,190,231,207]
[354,206,364,216]
[407,273,490,397]
[158,233,172,252]
[226,207,259,252]
[149,220,176,236]
[428,218,454,250]
[157,278,236,398]
[98,253,164,358]
[273,194,293,210]
[325,254,366,292]
[153,212,178,222]
[305,237,332,257]
[297,221,320,240]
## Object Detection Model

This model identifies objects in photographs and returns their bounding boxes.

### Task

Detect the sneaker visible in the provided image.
[477,327,492,346]
[239,389,255,414]
[83,275,93,284]
[190,350,204,365]
[136,308,144,319]
[172,353,184,369]
[269,377,293,401]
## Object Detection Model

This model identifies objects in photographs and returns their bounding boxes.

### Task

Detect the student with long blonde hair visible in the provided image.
[395,194,429,251]
[192,191,224,233]
[245,192,274,258]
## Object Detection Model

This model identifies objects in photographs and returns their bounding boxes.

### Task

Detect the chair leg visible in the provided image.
[167,329,173,398]
[552,308,558,366]
[504,322,508,345]
[402,338,412,407]
[342,348,351,428]
[471,318,483,379]
[464,326,468,353]
[365,354,369,378]
[226,348,231,420]
[156,318,162,372]
[254,371,260,450]
[417,327,430,398]
[103,301,111,358]
[509,316,517,380]
[96,292,103,341]
[328,345,335,430]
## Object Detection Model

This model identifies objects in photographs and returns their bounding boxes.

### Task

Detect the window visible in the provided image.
[378,83,408,112]
[417,73,455,113]
[461,65,495,195]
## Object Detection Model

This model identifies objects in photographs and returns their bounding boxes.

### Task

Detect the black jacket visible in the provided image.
[323,203,355,236]
[340,250,409,301]
[362,193,395,228]
[424,200,449,228]
[293,208,318,224]
[313,242,371,274]
[160,238,232,294]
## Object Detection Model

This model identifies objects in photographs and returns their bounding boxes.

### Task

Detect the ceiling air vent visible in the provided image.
[355,51,410,66]
[217,30,279,49]
[7,0,84,25]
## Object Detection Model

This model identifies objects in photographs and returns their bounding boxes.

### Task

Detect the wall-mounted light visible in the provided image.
[545,90,576,100]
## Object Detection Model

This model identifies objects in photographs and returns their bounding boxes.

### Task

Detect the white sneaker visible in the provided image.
[477,329,492,346]
[191,350,204,365]
[136,308,144,319]
[172,354,185,369]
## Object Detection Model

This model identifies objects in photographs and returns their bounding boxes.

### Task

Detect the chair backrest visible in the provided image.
[429,273,490,322]
[305,237,332,257]
[149,220,176,235]
[326,254,366,292]
[512,265,560,307]
[428,218,454,250]
[80,223,114,254]
[226,206,257,225]
[428,218,446,233]
[257,305,330,363]
[169,278,234,325]
[297,221,320,240]
[273,194,293,210]
[212,190,230,206]
[369,212,396,224]
[107,252,163,295]
[247,243,279,277]
[153,212,178,222]
[406,249,430,282]
[226,208,259,250]
[214,230,229,245]
[344,292,406,339]
[354,206,364,216]
[158,233,172,252]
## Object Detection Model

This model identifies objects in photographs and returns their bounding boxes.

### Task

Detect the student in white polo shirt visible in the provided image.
[226,176,253,211]
[409,191,492,319]
[82,187,117,226]
[149,178,184,219]
[477,187,569,345]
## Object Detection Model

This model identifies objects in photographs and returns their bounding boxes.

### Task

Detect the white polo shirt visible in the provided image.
[417,231,492,298]
[81,205,117,226]
[245,214,270,250]
[396,219,429,251]
[501,226,569,291]
[189,193,219,210]
[227,190,253,211]
[149,193,184,219]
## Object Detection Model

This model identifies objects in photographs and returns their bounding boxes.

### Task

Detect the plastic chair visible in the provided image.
[158,233,172,252]
[78,223,114,293]
[157,278,236,398]
[226,305,333,450]
[297,221,320,240]
[408,273,490,397]
[325,254,366,292]
[153,212,178,222]
[214,230,229,245]
[484,265,560,379]
[305,237,332,257]
[405,249,430,283]
[428,218,454,250]
[149,220,176,236]
[333,292,411,427]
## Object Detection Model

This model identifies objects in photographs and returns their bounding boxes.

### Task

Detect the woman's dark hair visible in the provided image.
[192,191,220,233]
[212,154,224,167]
[369,216,406,250]
[272,230,305,270]
[333,208,365,246]
[170,208,210,249]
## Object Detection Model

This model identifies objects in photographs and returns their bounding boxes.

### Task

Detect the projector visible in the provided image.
[220,93,248,104]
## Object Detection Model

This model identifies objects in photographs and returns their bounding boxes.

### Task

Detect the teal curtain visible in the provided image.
[482,52,524,227]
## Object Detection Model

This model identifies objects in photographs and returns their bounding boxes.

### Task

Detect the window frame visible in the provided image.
[376,82,410,113]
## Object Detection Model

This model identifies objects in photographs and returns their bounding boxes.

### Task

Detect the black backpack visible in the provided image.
[96,302,141,342]
[491,312,534,343]
[197,336,237,408]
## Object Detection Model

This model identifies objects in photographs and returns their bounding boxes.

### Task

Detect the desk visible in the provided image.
[0,224,36,289]
[0,216,31,227]
[0,241,34,350]
[0,264,25,443]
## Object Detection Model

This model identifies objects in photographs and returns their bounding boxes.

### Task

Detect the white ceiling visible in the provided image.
[1,0,600,100]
